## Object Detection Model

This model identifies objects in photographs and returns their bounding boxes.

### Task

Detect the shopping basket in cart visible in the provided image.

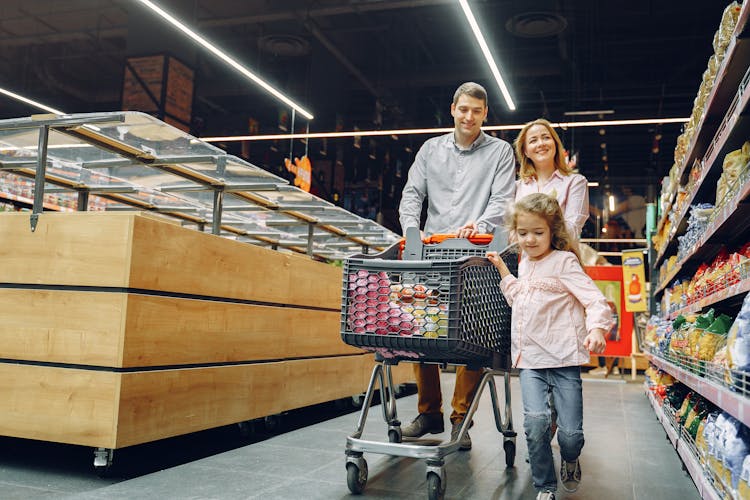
[341,226,518,499]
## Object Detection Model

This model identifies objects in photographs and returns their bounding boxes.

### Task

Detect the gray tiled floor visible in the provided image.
[0,372,699,499]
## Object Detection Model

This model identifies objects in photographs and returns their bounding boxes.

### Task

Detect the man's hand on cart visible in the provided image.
[583,328,607,354]
[486,251,511,279]
[456,221,479,238]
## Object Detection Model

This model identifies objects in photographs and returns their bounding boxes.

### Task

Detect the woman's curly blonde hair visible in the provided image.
[507,193,582,264]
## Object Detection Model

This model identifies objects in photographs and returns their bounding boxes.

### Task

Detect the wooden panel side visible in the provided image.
[122,293,357,367]
[388,361,416,385]
[0,363,118,448]
[128,214,341,308]
[0,212,133,286]
[0,289,126,366]
[115,355,370,447]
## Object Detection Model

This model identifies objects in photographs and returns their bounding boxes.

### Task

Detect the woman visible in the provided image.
[513,118,589,242]
[512,118,592,448]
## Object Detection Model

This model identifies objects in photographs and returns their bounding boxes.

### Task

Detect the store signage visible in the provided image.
[284,155,312,192]
[621,249,648,312]
[586,265,633,357]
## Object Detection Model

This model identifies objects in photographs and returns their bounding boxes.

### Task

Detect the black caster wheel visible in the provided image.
[93,447,114,477]
[351,393,365,408]
[427,471,446,500]
[346,461,368,494]
[503,440,516,468]
[264,414,281,432]
[237,420,253,438]
[388,428,402,443]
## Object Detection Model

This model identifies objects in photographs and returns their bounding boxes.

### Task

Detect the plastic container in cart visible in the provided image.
[341,227,518,499]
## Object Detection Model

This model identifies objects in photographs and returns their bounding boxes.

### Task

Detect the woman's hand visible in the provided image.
[583,329,607,354]
[457,221,478,238]
[486,251,510,278]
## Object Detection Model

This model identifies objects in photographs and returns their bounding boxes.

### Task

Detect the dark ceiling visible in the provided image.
[0,0,734,230]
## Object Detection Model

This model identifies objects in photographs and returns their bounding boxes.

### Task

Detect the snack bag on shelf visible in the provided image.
[719,413,750,490]
[697,411,720,462]
[716,2,741,53]
[678,392,695,425]
[669,319,692,358]
[664,382,686,407]
[726,293,750,392]
[688,309,714,356]
[696,313,732,362]
[711,413,734,488]
[739,455,750,500]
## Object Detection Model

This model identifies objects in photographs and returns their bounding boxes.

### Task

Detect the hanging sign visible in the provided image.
[622,249,648,312]
[284,155,312,192]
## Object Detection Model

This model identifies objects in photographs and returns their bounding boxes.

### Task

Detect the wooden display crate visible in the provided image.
[0,212,413,450]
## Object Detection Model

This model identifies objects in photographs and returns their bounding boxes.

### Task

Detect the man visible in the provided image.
[398,82,516,449]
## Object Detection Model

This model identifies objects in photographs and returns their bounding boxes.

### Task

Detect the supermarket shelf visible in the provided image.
[647,353,750,428]
[656,4,750,235]
[667,271,750,320]
[644,383,723,500]
[675,438,724,500]
[0,190,74,212]
[655,66,750,267]
[645,384,679,447]
[654,165,750,294]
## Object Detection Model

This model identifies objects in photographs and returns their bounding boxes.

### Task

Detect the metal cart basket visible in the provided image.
[341,227,518,499]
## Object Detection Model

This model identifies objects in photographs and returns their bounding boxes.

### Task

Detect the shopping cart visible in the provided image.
[341,226,518,500]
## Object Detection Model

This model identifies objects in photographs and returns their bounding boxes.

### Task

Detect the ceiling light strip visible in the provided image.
[0,87,64,115]
[458,0,516,111]
[134,0,314,120]
[201,117,689,142]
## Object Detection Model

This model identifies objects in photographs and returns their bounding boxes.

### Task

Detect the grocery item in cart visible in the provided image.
[340,232,517,368]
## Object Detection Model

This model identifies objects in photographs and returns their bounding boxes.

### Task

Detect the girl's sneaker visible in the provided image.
[560,458,581,492]
[536,491,555,500]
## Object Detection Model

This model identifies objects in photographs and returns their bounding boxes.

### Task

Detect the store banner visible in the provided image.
[284,155,312,192]
[586,266,633,357]
[621,249,648,312]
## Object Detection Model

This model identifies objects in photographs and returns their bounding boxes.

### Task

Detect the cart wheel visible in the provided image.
[237,420,253,438]
[503,440,516,468]
[346,461,368,494]
[388,428,402,443]
[427,471,446,500]
[264,414,281,432]
[93,447,114,478]
[351,393,365,408]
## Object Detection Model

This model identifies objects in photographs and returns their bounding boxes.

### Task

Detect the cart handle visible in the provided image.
[422,233,495,245]
[398,231,499,254]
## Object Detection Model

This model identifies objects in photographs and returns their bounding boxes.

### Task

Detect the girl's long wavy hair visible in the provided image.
[514,118,572,182]
[507,193,582,264]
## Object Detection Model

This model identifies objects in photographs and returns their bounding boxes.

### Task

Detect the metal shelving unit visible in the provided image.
[648,4,750,498]
[0,111,400,261]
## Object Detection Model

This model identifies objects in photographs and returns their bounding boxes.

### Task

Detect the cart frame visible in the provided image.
[342,227,517,499]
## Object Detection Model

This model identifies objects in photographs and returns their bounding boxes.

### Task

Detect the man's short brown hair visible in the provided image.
[453,82,488,106]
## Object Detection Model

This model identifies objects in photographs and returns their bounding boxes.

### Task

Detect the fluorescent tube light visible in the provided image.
[564,110,615,116]
[458,0,516,111]
[134,0,314,120]
[200,117,688,142]
[609,194,616,211]
[0,87,64,115]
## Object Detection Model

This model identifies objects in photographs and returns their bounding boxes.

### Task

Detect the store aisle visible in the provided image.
[3,372,698,500]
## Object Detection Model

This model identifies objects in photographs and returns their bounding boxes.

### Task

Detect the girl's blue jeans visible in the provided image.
[519,366,585,492]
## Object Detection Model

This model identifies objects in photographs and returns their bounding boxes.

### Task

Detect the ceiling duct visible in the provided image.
[506,12,568,38]
[258,34,310,57]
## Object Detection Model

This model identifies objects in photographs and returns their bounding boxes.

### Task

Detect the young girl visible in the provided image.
[486,193,611,500]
